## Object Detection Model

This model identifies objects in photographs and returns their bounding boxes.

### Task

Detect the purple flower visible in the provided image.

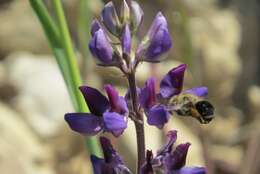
[91,137,132,174]
[89,26,114,64]
[141,130,206,174]
[65,85,128,137]
[139,77,170,129]
[139,64,211,128]
[137,12,172,62]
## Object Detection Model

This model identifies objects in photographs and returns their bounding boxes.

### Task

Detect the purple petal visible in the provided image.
[103,112,127,137]
[157,130,177,156]
[166,143,191,170]
[99,137,132,174]
[147,105,170,129]
[183,87,208,98]
[105,84,128,115]
[144,25,172,61]
[90,155,105,174]
[121,24,131,56]
[160,64,186,98]
[64,113,103,135]
[173,167,206,174]
[91,19,102,36]
[89,28,114,64]
[137,12,172,61]
[100,137,121,163]
[140,77,157,110]
[101,2,121,36]
[131,1,144,32]
[147,12,167,38]
[79,86,109,116]
[141,150,154,174]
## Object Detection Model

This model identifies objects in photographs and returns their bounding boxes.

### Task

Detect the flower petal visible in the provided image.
[157,130,177,155]
[166,143,191,170]
[141,150,154,174]
[137,12,172,62]
[89,28,114,64]
[147,105,170,129]
[144,25,172,61]
[147,12,167,38]
[91,19,102,36]
[105,84,128,115]
[173,167,206,174]
[103,112,127,137]
[91,155,105,174]
[183,87,208,98]
[160,64,186,98]
[100,137,122,163]
[100,137,132,174]
[79,86,109,116]
[64,113,103,135]
[140,77,157,110]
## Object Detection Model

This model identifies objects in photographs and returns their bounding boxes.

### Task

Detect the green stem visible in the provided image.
[52,0,101,155]
[78,0,92,80]
[52,0,84,112]
[30,0,101,156]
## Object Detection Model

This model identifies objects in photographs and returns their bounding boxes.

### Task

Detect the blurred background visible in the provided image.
[0,0,259,174]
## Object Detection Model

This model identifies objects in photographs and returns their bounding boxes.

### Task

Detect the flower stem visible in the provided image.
[127,72,145,173]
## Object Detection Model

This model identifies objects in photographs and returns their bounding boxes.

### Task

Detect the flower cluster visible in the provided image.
[64,0,214,173]
[141,130,206,174]
[91,130,206,174]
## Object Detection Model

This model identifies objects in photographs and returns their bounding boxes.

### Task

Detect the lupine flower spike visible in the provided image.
[64,0,215,173]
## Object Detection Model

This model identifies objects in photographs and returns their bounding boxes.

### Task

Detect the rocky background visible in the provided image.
[0,0,259,174]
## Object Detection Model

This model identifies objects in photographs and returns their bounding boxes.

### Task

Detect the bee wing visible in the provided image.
[166,104,182,112]
[183,86,208,98]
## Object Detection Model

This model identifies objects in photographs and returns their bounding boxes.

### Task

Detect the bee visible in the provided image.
[168,93,215,124]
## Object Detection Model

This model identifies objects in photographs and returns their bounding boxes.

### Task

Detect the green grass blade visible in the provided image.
[29,0,102,157]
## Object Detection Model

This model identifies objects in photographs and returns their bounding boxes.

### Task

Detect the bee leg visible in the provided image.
[196,117,206,124]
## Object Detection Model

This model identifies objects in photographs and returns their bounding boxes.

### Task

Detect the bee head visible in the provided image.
[195,101,215,123]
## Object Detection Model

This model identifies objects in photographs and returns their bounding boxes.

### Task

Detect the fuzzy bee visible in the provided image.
[168,93,215,124]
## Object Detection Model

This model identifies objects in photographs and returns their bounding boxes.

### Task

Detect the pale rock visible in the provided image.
[189,10,242,98]
[4,52,73,138]
[248,86,260,114]
[0,1,49,55]
[0,102,54,174]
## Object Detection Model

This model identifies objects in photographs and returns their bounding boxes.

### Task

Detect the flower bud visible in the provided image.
[120,0,130,25]
[121,24,131,56]
[90,19,101,36]
[137,12,172,62]
[89,28,114,64]
[130,1,144,33]
[101,2,121,36]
